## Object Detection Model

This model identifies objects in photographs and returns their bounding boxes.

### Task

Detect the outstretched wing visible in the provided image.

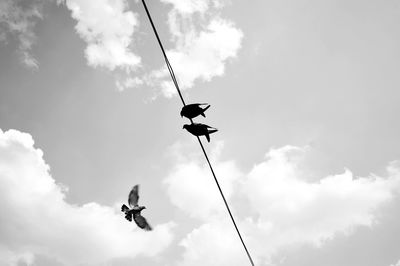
[133,213,152,231]
[128,185,139,207]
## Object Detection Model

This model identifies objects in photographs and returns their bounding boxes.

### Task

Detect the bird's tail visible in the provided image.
[208,129,218,134]
[201,105,211,117]
[121,204,130,213]
[121,204,133,222]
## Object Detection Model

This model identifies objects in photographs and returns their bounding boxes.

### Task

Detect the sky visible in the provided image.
[0,0,400,265]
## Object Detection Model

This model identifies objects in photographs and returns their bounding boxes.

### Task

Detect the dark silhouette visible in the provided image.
[183,123,218,142]
[180,103,211,119]
[121,185,152,231]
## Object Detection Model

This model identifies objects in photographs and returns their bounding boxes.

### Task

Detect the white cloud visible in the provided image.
[0,0,46,69]
[121,0,243,97]
[390,260,400,266]
[158,18,243,97]
[165,143,400,265]
[65,0,141,71]
[164,141,242,220]
[160,0,211,14]
[177,221,250,266]
[1,0,242,95]
[0,128,174,266]
[0,0,140,71]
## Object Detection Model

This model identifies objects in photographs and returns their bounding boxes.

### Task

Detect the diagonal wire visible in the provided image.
[141,1,255,265]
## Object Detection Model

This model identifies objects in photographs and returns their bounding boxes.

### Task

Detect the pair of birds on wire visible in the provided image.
[181,103,218,142]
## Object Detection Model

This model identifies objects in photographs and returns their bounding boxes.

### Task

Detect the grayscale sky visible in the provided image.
[1,0,400,265]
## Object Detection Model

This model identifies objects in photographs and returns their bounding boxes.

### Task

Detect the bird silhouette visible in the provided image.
[183,123,218,142]
[121,185,152,231]
[180,103,211,119]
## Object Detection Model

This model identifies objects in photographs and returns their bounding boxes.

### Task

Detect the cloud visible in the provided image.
[1,0,242,95]
[65,0,141,71]
[0,0,140,71]
[121,0,243,97]
[160,0,211,14]
[0,128,174,266]
[159,18,243,97]
[390,260,400,266]
[0,0,46,69]
[165,143,400,265]
[164,141,242,220]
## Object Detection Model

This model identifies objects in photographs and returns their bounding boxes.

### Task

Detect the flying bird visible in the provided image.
[180,103,211,119]
[121,185,152,231]
[183,123,218,142]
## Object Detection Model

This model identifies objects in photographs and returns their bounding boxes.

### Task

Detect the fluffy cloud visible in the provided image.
[0,0,46,68]
[390,260,400,266]
[160,0,211,14]
[165,143,400,265]
[164,142,242,220]
[121,0,243,97]
[0,128,174,266]
[158,18,243,97]
[0,0,140,71]
[65,0,141,71]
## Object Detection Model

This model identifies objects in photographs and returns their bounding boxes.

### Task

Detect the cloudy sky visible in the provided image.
[1,0,400,265]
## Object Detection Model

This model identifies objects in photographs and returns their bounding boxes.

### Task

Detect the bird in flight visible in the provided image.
[183,123,218,142]
[121,185,152,231]
[180,103,211,119]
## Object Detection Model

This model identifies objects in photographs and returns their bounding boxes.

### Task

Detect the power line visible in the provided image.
[140,1,255,265]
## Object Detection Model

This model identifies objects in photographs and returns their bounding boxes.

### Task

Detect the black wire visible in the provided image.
[141,0,186,106]
[141,1,255,265]
[195,136,255,266]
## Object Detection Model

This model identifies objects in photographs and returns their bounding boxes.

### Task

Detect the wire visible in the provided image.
[141,0,186,106]
[141,1,255,265]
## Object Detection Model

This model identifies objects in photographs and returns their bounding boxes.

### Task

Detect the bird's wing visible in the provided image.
[128,185,139,207]
[133,213,152,231]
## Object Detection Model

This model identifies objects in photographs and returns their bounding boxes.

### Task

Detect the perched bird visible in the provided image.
[180,103,211,119]
[121,185,152,231]
[183,123,218,142]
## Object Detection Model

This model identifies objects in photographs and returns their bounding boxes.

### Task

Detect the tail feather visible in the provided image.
[202,105,210,112]
[122,204,133,222]
[121,204,130,213]
[208,129,218,134]
[125,214,132,222]
[200,105,210,118]
[205,133,210,142]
